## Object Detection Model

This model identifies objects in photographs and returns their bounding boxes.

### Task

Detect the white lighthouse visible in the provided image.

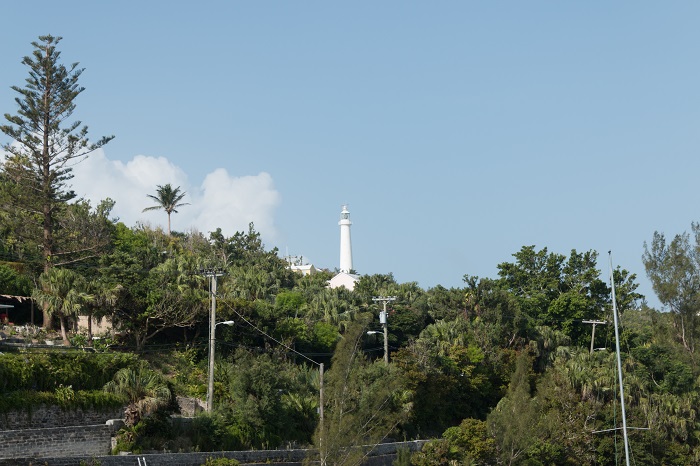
[339,204,353,273]
[329,204,359,291]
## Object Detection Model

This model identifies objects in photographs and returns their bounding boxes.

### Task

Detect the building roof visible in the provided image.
[289,264,317,276]
[328,272,360,291]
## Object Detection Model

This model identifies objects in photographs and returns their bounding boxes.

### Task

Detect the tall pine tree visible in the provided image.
[1,35,114,274]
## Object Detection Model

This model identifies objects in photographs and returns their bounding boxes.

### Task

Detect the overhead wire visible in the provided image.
[220,300,321,367]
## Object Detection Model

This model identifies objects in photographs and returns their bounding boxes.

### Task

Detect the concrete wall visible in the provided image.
[0,424,112,461]
[77,315,112,335]
[0,441,427,466]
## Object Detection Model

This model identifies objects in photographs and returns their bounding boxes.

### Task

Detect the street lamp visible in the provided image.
[207,319,234,412]
[366,330,388,365]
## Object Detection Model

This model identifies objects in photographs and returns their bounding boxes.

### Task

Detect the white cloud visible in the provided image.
[70,150,281,241]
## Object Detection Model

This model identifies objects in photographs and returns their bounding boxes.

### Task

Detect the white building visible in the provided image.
[289,263,317,276]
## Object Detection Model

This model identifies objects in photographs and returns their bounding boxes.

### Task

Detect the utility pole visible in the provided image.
[372,296,396,365]
[203,268,225,412]
[319,362,325,466]
[582,319,607,354]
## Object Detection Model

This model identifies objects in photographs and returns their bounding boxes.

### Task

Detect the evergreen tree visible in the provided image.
[643,223,700,352]
[315,315,410,466]
[0,35,114,274]
[487,352,538,465]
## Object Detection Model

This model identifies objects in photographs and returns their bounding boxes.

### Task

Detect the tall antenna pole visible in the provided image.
[372,296,396,365]
[609,252,630,466]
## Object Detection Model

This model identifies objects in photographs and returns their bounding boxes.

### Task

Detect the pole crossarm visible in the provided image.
[199,268,225,278]
[582,319,607,354]
[371,296,397,304]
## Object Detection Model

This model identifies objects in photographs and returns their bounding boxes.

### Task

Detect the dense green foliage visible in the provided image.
[0,352,134,414]
[2,208,699,463]
[0,388,124,414]
[0,352,138,391]
[0,263,31,296]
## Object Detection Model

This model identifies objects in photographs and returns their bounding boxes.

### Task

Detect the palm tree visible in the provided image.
[104,362,172,426]
[32,268,93,345]
[142,184,189,235]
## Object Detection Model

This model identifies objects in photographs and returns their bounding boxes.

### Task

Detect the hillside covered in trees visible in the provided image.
[2,35,700,466]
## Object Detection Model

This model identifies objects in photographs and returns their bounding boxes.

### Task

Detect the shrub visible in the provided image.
[0,351,138,391]
[161,347,207,398]
[0,389,124,414]
[54,384,75,405]
[79,459,102,466]
[191,413,246,452]
[393,447,413,466]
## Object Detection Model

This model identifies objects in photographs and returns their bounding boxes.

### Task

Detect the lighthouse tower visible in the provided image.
[338,204,353,273]
[329,205,359,290]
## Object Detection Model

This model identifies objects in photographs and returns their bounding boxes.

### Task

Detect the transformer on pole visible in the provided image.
[372,296,396,365]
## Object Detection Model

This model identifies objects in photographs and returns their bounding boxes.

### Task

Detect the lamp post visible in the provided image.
[203,268,226,413]
[207,319,234,412]
[319,362,325,466]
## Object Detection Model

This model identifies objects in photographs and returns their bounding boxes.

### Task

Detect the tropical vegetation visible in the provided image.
[2,35,700,465]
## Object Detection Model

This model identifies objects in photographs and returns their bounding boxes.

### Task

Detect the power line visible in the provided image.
[219,299,327,465]
[221,300,320,367]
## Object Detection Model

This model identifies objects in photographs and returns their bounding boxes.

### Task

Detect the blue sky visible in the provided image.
[2,2,700,309]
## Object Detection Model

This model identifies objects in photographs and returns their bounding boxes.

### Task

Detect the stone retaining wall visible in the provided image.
[0,441,427,466]
[0,424,112,460]
[0,405,122,430]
